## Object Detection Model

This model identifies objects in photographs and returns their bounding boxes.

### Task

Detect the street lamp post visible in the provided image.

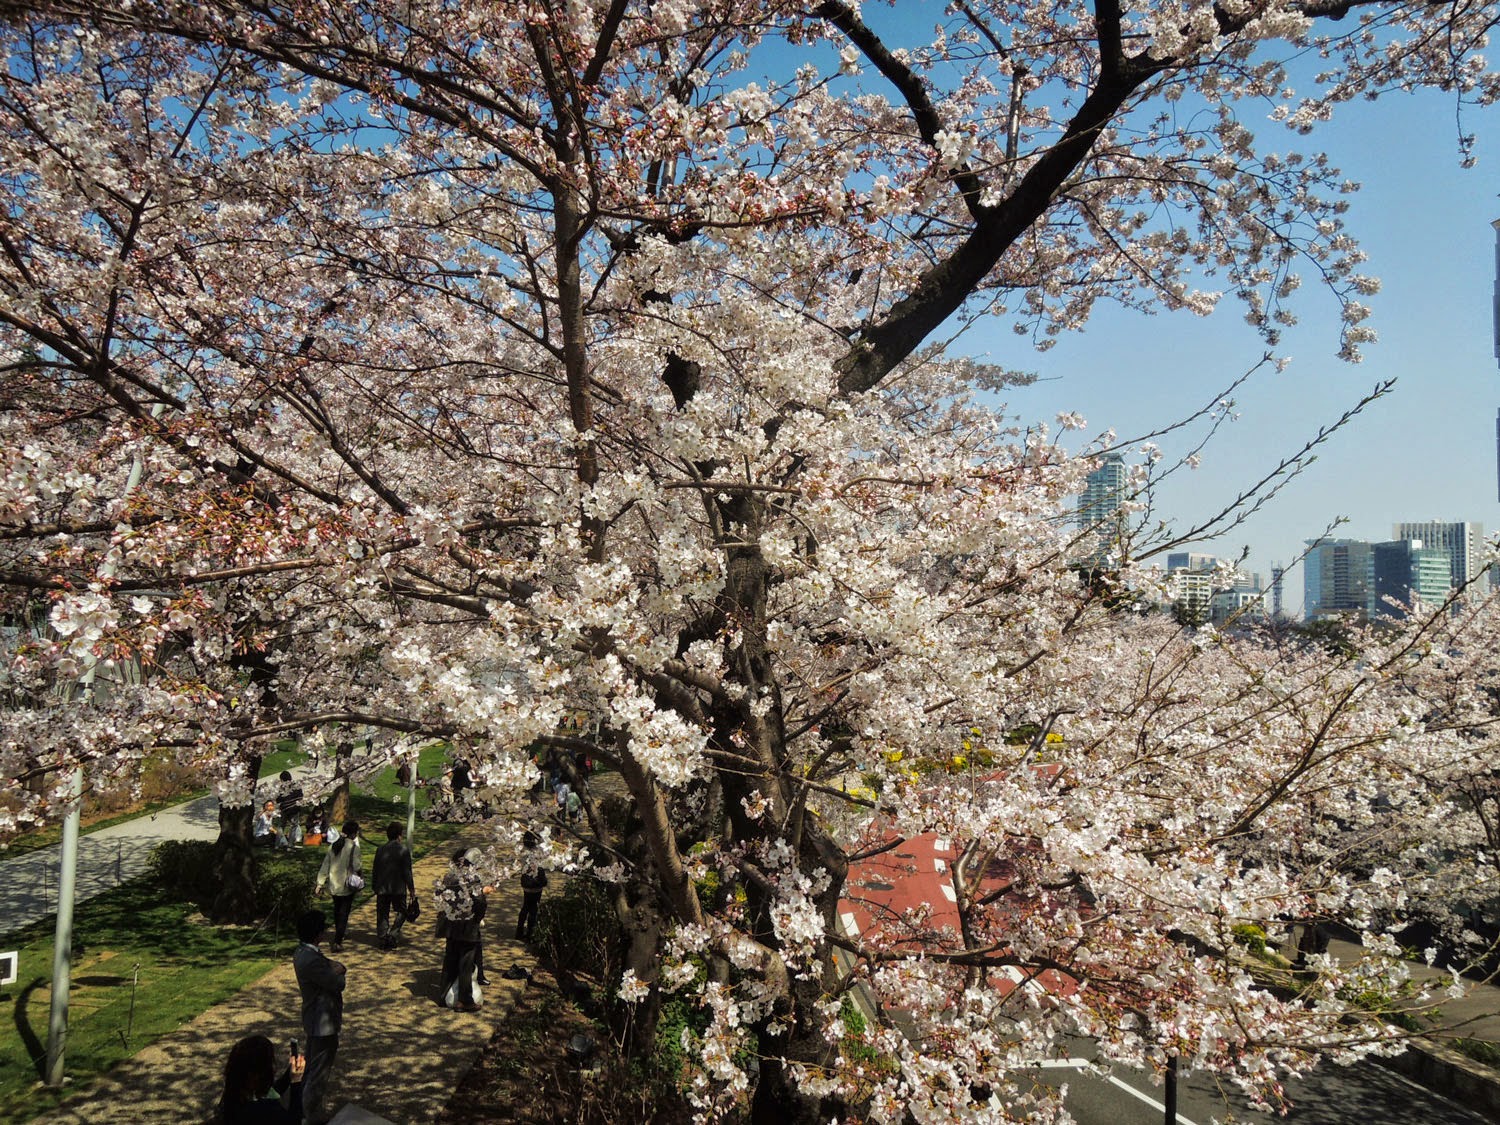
[406,748,418,845]
[44,765,82,1088]
[46,411,156,1087]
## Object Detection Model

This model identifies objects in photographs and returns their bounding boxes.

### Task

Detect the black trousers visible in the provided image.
[302,1033,339,1122]
[440,939,480,1006]
[331,892,354,944]
[376,892,408,944]
[516,891,542,938]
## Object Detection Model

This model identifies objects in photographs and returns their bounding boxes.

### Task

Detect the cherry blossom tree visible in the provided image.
[1,1,1498,1120]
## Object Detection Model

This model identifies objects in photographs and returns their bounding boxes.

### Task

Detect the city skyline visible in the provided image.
[971,88,1499,613]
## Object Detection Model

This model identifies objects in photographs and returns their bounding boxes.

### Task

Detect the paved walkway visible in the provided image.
[2,793,223,935]
[41,826,539,1124]
[1324,938,1500,1043]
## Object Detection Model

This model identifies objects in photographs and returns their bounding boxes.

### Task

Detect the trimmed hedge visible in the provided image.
[147,839,317,923]
[253,853,317,921]
[146,839,220,904]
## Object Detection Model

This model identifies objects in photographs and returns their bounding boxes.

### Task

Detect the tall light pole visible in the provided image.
[406,746,418,846]
[46,411,156,1088]
[43,761,82,1087]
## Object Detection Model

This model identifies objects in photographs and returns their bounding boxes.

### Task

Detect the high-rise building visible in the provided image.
[1168,567,1215,624]
[1166,551,1218,572]
[1304,538,1374,620]
[1211,588,1269,626]
[1371,539,1451,618]
[1075,455,1132,565]
[1077,453,1128,531]
[1271,565,1285,620]
[1390,521,1485,595]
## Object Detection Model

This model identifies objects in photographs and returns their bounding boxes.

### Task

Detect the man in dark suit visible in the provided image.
[293,909,346,1125]
[372,822,416,950]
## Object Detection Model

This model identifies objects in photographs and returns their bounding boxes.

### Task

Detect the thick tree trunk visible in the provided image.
[212,753,261,922]
[327,734,353,826]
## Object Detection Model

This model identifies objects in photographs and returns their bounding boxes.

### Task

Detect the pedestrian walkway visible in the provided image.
[1320,936,1500,1117]
[1324,938,1500,1043]
[2,793,221,935]
[42,827,540,1124]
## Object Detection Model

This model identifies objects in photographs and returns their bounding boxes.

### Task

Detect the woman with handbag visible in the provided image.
[315,821,362,952]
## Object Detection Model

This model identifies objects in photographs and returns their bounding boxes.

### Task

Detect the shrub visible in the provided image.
[253,855,317,922]
[651,991,757,1111]
[147,840,219,904]
[1232,922,1269,957]
[533,876,621,980]
[149,840,316,923]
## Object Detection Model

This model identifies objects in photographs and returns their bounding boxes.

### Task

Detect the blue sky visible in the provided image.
[972,90,1499,612]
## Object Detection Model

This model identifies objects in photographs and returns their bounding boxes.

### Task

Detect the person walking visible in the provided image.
[315,821,362,952]
[516,831,547,941]
[292,909,345,1125]
[372,822,416,950]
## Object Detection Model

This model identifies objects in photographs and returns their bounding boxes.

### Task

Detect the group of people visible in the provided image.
[532,747,591,824]
[216,814,551,1124]
[214,908,341,1125]
[253,772,345,850]
[312,820,423,952]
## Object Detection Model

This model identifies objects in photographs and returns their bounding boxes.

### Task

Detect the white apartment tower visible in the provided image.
[1077,453,1128,532]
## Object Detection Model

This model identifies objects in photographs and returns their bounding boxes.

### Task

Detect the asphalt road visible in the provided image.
[1033,1053,1492,1125]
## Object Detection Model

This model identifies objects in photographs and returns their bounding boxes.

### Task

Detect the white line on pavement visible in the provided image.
[1029,1058,1203,1125]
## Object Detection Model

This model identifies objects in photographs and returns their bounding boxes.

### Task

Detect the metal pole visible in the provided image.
[125,962,140,1045]
[45,767,82,1087]
[1164,1054,1178,1125]
[406,749,418,846]
[46,404,157,1088]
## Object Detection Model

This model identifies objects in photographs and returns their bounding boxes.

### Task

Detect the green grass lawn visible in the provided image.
[0,742,461,1122]
[0,878,287,1123]
[257,741,308,780]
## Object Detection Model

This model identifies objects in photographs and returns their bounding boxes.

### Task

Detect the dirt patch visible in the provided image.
[437,969,691,1125]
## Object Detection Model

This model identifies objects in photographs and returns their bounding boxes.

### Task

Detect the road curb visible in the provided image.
[1381,1037,1500,1119]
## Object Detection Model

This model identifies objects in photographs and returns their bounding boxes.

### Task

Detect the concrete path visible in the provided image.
[1,793,222,935]
[41,826,539,1125]
[1324,938,1500,1043]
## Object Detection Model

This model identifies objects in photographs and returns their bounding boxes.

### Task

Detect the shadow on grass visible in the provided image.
[12,976,46,1080]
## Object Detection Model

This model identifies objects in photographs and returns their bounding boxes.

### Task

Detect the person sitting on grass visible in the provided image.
[215,1034,304,1124]
[253,800,282,848]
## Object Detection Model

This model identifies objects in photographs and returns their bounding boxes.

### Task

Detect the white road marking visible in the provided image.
[1029,1058,1203,1125]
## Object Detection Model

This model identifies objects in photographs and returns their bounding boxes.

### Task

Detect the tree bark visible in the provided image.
[211,751,262,922]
